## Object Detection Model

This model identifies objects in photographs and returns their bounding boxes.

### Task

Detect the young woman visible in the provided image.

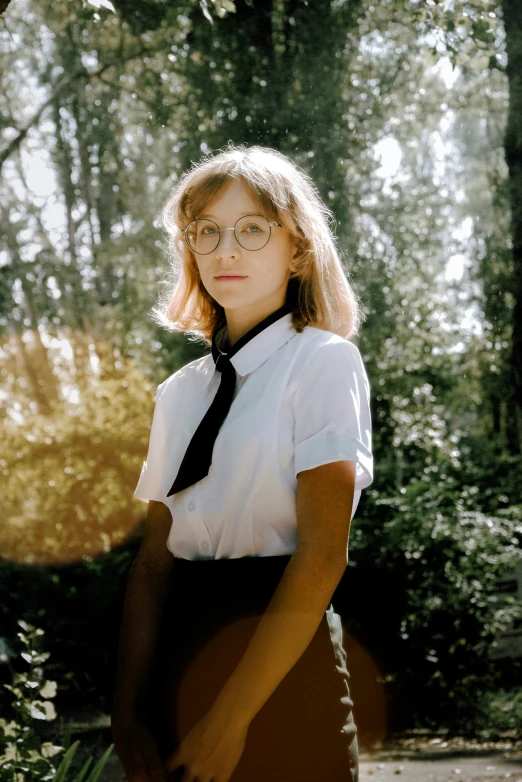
[111,144,373,782]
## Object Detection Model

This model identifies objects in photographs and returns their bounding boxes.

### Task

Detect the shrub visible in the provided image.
[346,471,522,733]
[0,621,113,782]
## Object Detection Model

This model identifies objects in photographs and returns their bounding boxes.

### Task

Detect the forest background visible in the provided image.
[1,0,522,746]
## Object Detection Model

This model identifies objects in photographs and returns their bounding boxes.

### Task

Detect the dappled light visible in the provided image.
[1,329,155,564]
[0,0,521,767]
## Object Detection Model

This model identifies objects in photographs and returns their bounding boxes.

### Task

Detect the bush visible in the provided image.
[0,621,113,782]
[0,537,139,713]
[345,469,522,733]
[477,687,522,737]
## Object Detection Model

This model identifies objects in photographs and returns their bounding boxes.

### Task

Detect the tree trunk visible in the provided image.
[20,278,61,405]
[501,0,522,453]
[10,325,52,416]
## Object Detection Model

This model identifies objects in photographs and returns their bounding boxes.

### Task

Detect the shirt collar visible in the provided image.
[203,312,296,388]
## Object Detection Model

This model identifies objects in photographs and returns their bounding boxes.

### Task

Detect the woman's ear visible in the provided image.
[289,235,299,265]
[290,240,302,270]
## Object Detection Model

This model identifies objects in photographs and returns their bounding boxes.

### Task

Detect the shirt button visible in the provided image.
[200,541,209,551]
[188,501,195,511]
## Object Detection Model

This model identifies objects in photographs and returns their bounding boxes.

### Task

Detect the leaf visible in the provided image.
[28,704,48,720]
[71,756,94,782]
[4,684,23,698]
[39,681,57,699]
[84,744,114,782]
[0,719,18,738]
[62,721,73,750]
[85,0,116,11]
[40,742,64,758]
[28,700,56,721]
[1,742,18,761]
[199,0,214,24]
[33,652,51,664]
[468,55,490,72]
[54,741,80,782]
[455,51,470,66]
[215,0,236,13]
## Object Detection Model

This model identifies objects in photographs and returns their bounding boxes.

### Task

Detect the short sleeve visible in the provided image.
[293,340,373,491]
[133,381,168,503]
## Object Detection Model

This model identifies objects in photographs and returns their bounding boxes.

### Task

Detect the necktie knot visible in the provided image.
[215,352,230,374]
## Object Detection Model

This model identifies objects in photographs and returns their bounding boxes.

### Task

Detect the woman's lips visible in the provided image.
[214,276,247,280]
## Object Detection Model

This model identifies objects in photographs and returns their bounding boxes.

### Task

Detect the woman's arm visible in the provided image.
[112,499,174,721]
[208,459,356,728]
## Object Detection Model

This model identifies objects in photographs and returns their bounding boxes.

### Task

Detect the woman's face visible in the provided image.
[189,180,297,328]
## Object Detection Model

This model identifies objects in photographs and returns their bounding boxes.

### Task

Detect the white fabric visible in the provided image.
[133,312,373,560]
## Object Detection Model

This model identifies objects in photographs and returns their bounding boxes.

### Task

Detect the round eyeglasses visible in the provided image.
[182,214,282,255]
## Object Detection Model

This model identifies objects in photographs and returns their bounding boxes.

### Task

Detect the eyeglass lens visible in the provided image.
[186,215,272,254]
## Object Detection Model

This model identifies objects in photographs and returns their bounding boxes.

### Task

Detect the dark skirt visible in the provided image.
[145,554,358,782]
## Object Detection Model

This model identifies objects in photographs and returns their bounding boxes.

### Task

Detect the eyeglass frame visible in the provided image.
[181,213,283,255]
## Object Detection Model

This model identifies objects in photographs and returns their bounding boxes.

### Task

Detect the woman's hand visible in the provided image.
[165,708,249,782]
[112,714,167,782]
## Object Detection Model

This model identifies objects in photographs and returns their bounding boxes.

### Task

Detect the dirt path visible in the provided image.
[359,735,522,782]
[67,718,522,782]
[100,751,522,782]
[360,754,522,781]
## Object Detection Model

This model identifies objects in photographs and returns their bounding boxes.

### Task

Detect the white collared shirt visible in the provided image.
[133,312,373,560]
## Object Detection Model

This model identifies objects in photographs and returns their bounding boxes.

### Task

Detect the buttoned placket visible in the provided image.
[197,344,228,556]
[181,342,230,559]
[186,489,213,557]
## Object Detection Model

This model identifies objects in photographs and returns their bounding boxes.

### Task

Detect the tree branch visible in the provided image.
[0,62,111,171]
[0,1,14,16]
[0,45,154,172]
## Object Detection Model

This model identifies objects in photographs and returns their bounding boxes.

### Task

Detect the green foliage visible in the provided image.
[405,0,501,72]
[199,0,236,24]
[477,687,522,736]
[0,329,162,564]
[0,621,113,782]
[0,542,138,710]
[1,0,520,736]
[349,466,522,732]
[84,0,237,26]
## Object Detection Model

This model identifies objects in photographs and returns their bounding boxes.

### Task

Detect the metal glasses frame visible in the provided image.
[181,214,283,255]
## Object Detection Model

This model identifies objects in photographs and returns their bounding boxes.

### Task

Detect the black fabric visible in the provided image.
[145,555,359,782]
[166,300,294,497]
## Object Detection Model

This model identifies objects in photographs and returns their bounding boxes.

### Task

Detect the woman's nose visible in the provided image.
[217,227,240,252]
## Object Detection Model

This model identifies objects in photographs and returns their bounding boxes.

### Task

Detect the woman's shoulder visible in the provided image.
[294,325,363,368]
[290,327,371,411]
[155,354,213,403]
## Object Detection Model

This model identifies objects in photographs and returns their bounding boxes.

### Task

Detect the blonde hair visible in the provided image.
[151,143,364,346]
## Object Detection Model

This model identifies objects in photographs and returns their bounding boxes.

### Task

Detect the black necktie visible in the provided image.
[166,301,294,497]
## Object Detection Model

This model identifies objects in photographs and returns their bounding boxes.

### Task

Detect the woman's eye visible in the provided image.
[201,226,217,235]
[242,224,262,233]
